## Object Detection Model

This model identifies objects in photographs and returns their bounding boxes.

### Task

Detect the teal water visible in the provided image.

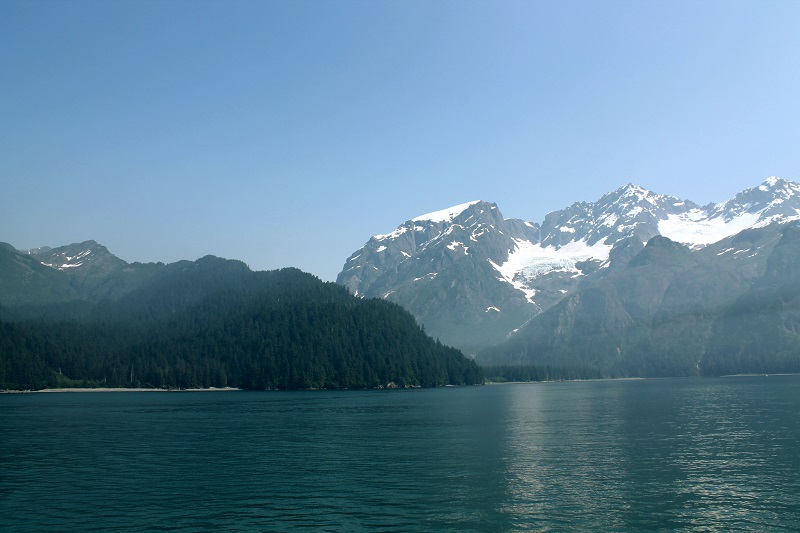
[2,376,800,531]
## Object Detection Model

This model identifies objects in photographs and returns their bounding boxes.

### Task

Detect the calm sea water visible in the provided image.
[2,376,800,531]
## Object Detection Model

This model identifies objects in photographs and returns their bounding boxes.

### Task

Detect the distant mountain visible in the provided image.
[338,177,800,365]
[0,242,80,305]
[337,201,542,352]
[477,224,791,376]
[0,239,169,311]
[0,247,482,390]
[703,223,800,375]
[26,239,126,272]
[26,239,178,303]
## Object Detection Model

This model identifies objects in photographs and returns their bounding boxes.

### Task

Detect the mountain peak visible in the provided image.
[604,183,673,204]
[756,176,800,196]
[337,176,800,356]
[411,200,483,223]
[759,176,785,190]
[706,176,800,226]
[29,240,126,272]
[619,182,647,194]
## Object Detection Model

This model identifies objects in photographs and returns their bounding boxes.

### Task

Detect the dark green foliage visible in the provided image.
[0,263,482,390]
[482,364,604,382]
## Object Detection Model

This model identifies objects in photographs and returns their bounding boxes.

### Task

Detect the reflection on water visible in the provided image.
[502,382,631,531]
[496,378,800,531]
[1,377,800,531]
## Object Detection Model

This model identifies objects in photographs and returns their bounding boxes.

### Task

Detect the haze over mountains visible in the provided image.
[0,244,481,390]
[338,177,800,376]
[3,176,800,387]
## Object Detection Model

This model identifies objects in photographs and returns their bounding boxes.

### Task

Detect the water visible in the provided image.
[2,376,800,531]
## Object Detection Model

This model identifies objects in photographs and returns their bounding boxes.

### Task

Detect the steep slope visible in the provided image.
[477,223,792,376]
[26,240,167,302]
[0,260,483,390]
[338,177,800,355]
[1,241,218,315]
[338,201,541,352]
[703,223,800,375]
[0,243,79,305]
[27,240,126,273]
[477,236,701,374]
[658,177,800,246]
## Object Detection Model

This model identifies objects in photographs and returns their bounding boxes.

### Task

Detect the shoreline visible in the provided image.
[484,376,649,385]
[1,387,242,394]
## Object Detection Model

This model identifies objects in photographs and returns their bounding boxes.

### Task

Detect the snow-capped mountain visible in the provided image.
[26,240,125,271]
[659,176,800,246]
[337,201,542,352]
[339,201,538,297]
[337,177,800,354]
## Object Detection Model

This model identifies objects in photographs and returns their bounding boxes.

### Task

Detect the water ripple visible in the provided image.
[2,378,800,531]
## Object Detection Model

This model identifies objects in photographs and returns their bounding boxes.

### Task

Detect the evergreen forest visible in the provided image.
[0,258,483,390]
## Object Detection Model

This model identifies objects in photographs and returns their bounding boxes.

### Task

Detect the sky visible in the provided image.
[3,0,800,281]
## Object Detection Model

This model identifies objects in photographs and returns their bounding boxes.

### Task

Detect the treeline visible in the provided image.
[482,364,605,383]
[479,226,800,378]
[0,265,483,390]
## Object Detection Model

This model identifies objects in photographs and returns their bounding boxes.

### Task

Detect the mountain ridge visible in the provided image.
[0,249,482,390]
[337,177,800,356]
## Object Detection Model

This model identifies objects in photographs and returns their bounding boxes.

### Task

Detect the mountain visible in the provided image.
[26,239,178,303]
[337,201,542,352]
[477,224,790,376]
[702,223,800,375]
[0,242,80,305]
[0,239,172,313]
[0,247,482,390]
[26,239,126,272]
[338,177,800,359]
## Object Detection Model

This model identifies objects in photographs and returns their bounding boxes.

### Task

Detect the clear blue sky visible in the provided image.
[3,0,799,280]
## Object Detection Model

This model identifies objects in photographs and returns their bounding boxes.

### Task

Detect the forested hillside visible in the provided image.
[0,255,482,390]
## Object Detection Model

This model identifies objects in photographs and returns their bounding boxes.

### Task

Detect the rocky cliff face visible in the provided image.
[337,201,540,352]
[338,177,800,355]
[478,221,798,377]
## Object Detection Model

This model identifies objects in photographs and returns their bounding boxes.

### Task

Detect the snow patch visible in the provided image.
[760,176,780,191]
[44,262,84,269]
[489,238,612,303]
[658,210,762,247]
[599,213,619,228]
[375,226,409,241]
[446,241,470,255]
[412,201,480,223]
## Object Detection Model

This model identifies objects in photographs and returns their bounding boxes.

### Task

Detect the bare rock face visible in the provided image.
[338,178,800,357]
